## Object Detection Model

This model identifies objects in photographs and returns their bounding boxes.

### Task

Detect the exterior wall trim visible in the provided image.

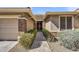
[59,16,60,31]
[72,16,74,30]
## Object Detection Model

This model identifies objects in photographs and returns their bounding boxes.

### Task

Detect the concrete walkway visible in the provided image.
[0,41,17,52]
[28,32,51,52]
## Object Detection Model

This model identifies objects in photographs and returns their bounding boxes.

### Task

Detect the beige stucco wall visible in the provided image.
[0,18,18,40]
[27,19,34,31]
[45,15,59,32]
[0,15,20,18]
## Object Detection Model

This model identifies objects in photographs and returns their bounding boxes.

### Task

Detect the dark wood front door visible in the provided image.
[37,21,42,30]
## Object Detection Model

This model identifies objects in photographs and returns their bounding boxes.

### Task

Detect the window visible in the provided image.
[60,16,72,30]
[60,17,65,30]
[67,17,72,29]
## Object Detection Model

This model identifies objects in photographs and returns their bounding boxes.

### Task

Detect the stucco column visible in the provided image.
[72,16,74,30]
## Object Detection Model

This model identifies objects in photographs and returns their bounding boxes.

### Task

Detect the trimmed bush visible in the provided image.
[19,29,37,49]
[59,30,79,51]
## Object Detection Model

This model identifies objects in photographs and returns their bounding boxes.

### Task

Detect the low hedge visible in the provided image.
[19,29,37,49]
[59,30,79,51]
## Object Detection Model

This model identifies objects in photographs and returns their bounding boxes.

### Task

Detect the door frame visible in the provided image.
[36,21,43,30]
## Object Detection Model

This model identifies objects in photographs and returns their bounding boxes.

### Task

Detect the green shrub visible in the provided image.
[28,29,37,34]
[19,29,37,49]
[59,30,79,51]
[19,33,34,48]
[42,29,50,39]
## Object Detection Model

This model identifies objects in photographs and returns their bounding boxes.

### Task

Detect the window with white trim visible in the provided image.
[60,16,72,30]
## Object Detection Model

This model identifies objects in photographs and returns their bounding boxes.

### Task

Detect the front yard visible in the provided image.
[42,29,79,52]
[9,29,37,52]
[9,29,79,52]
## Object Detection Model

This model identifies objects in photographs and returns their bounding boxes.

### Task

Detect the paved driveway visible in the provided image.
[0,41,17,52]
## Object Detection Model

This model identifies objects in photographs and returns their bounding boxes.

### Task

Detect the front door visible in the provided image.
[37,21,43,30]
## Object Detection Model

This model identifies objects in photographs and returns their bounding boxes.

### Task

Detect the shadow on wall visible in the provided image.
[45,20,59,31]
[51,21,59,30]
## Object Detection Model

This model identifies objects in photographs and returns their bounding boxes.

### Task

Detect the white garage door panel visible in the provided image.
[0,19,17,23]
[0,28,18,33]
[0,25,18,27]
[0,33,18,40]
[0,18,18,40]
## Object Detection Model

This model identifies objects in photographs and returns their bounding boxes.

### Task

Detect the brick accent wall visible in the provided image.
[18,19,27,32]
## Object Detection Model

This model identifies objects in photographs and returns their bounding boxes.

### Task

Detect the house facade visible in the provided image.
[35,11,79,36]
[0,7,79,40]
[0,7,35,40]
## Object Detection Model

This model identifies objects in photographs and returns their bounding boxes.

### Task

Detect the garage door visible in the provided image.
[0,18,18,40]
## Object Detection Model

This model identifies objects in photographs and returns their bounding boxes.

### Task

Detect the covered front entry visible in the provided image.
[37,21,43,30]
